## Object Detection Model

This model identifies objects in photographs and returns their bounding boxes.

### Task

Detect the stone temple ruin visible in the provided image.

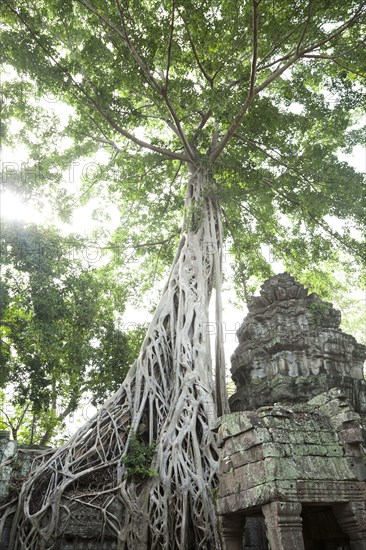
[217,273,366,549]
[1,273,365,549]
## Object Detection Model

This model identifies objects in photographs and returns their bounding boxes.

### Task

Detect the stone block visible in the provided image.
[229,444,263,468]
[324,444,345,457]
[261,455,357,483]
[221,428,271,456]
[295,444,328,457]
[339,426,364,445]
[268,428,304,444]
[0,439,17,499]
[295,479,366,503]
[309,431,336,445]
[345,457,366,482]
[332,411,363,430]
[221,435,247,456]
[351,365,365,380]
[216,413,264,445]
[262,443,289,458]
[0,440,16,463]
[218,472,243,498]
[264,456,299,482]
[217,482,275,514]
[263,501,305,550]
[219,461,266,496]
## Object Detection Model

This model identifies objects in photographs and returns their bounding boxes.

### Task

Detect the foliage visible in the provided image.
[307,300,332,325]
[0,219,145,444]
[0,0,365,301]
[121,430,158,478]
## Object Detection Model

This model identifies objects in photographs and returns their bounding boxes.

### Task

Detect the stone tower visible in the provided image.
[216,273,366,550]
[229,272,366,434]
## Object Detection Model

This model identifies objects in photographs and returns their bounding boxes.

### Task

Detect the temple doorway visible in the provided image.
[302,505,351,550]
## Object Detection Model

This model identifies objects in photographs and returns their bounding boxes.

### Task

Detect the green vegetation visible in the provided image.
[122,431,158,479]
[0,221,146,444]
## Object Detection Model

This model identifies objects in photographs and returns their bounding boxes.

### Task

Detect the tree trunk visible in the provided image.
[8,166,225,550]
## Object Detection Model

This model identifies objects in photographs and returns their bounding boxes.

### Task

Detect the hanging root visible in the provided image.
[7,168,224,550]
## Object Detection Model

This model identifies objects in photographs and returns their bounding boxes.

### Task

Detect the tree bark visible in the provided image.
[8,166,224,550]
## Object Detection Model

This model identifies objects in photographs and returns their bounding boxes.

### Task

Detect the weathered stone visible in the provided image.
[229,273,366,435]
[219,428,272,453]
[218,398,366,547]
[262,501,305,550]
[333,502,366,548]
[339,426,364,445]
[229,444,264,468]
[0,438,17,500]
[219,461,266,496]
[215,412,264,445]
[266,428,304,444]
[223,272,365,549]
[219,514,246,550]
[261,443,288,459]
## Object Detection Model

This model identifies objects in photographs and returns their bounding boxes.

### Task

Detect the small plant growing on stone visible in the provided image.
[121,431,158,479]
[308,301,332,325]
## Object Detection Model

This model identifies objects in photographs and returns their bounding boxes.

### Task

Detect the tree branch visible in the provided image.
[165,0,175,92]
[0,321,18,330]
[38,397,78,446]
[0,338,11,349]
[259,1,365,72]
[262,178,364,260]
[208,0,260,162]
[181,14,214,87]
[14,403,31,434]
[192,110,212,144]
[210,2,366,162]
[257,24,303,70]
[249,0,260,95]
[5,2,188,162]
[95,0,197,163]
[125,233,180,251]
[297,0,313,53]
[316,56,366,78]
[0,408,16,439]
[233,133,319,193]
[161,163,182,217]
[77,88,190,161]
[85,135,121,153]
[300,2,366,55]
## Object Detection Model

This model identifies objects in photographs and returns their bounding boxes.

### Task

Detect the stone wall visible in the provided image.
[217,390,365,515]
[216,391,366,549]
[0,432,17,502]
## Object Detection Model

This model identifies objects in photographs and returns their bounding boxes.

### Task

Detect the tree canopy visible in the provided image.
[1,0,365,548]
[1,0,365,294]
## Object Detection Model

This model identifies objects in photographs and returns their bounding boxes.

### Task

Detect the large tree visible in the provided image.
[1,1,365,548]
